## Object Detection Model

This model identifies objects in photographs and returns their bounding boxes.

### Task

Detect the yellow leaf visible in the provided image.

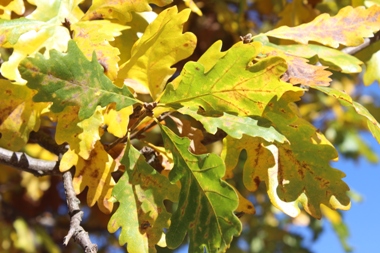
[183,0,203,16]
[83,0,172,22]
[21,172,51,202]
[60,142,117,213]
[233,186,255,215]
[0,80,48,151]
[55,106,104,160]
[104,104,133,138]
[276,0,318,27]
[71,20,127,80]
[0,0,25,19]
[118,6,197,100]
[266,5,380,48]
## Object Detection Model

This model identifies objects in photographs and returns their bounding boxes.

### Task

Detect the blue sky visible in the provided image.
[311,131,380,253]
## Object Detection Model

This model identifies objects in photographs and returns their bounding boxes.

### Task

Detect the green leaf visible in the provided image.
[160,124,241,252]
[19,40,139,120]
[265,94,351,219]
[312,86,380,144]
[178,106,287,143]
[160,42,302,116]
[108,141,178,253]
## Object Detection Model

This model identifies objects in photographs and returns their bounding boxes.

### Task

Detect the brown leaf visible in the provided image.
[281,55,332,86]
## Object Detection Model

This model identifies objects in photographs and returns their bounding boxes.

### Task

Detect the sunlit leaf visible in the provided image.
[254,34,363,74]
[0,0,83,83]
[71,20,127,80]
[83,0,173,22]
[19,40,139,120]
[160,124,241,252]
[184,0,203,16]
[266,5,380,48]
[104,104,133,138]
[55,106,103,160]
[108,141,178,253]
[0,0,25,19]
[178,106,287,143]
[59,142,116,213]
[160,42,302,116]
[118,6,197,99]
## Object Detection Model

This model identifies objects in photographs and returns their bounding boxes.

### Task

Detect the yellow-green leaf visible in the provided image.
[108,141,178,253]
[0,0,84,83]
[266,5,380,48]
[118,6,197,99]
[161,42,303,116]
[55,106,103,160]
[0,79,48,151]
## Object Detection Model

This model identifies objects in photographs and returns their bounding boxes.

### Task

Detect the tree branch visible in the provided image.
[0,147,61,177]
[62,170,98,253]
[342,30,380,55]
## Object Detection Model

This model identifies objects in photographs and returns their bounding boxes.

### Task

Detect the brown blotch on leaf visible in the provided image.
[91,169,99,178]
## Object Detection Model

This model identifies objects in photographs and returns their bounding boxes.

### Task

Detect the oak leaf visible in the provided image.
[160,124,241,252]
[117,6,197,100]
[71,20,127,80]
[108,141,178,253]
[160,42,302,116]
[266,5,380,48]
[60,142,117,213]
[83,0,172,22]
[0,79,48,151]
[19,40,139,120]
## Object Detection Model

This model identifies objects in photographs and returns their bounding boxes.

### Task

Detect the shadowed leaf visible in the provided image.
[160,124,241,252]
[108,141,178,253]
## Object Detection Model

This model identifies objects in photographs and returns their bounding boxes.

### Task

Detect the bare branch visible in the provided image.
[62,170,98,253]
[0,147,61,177]
[29,130,68,156]
[342,31,380,55]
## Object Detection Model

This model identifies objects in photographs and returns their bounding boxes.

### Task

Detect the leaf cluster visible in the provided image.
[1,0,380,252]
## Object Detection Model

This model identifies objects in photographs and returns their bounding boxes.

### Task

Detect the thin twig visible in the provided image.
[62,170,98,253]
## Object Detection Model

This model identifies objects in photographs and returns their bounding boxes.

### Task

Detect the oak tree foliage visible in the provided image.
[1,0,380,252]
